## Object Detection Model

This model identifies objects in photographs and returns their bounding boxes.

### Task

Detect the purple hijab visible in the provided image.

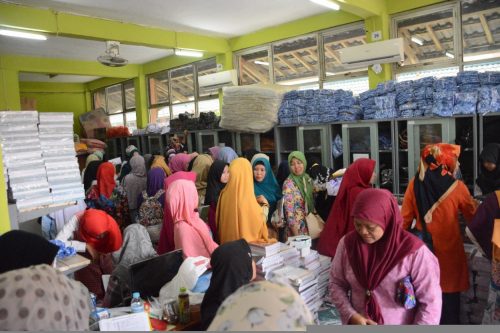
[137,168,166,209]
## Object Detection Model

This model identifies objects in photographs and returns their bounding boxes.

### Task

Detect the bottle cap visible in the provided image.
[132,292,140,298]
[179,287,187,293]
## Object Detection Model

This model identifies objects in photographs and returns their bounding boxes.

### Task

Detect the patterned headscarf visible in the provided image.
[287,151,314,213]
[0,264,91,330]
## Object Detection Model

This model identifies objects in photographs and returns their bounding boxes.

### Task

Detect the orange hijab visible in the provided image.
[216,158,274,244]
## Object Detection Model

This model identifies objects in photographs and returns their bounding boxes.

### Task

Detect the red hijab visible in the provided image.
[77,209,122,254]
[318,158,375,257]
[345,188,423,324]
[96,162,116,198]
[157,171,197,254]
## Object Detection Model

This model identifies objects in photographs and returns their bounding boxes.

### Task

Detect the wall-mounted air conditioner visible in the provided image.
[198,69,238,91]
[338,38,404,69]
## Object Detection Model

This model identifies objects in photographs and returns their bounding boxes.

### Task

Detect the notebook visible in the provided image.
[129,249,183,298]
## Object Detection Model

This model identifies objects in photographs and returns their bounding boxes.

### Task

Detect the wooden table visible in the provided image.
[56,254,90,275]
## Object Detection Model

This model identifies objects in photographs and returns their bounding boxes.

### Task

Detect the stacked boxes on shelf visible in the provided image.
[0,111,52,210]
[39,112,85,204]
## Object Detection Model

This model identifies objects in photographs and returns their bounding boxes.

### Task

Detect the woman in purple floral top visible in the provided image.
[282,151,315,236]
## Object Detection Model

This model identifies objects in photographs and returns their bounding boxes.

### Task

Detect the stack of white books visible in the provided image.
[250,241,284,279]
[279,242,301,267]
[0,111,53,210]
[300,249,321,272]
[272,265,323,314]
[38,112,84,204]
[317,254,332,301]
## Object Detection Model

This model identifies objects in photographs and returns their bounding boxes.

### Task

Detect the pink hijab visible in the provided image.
[167,179,218,258]
[344,188,423,324]
[157,172,197,254]
[169,153,195,173]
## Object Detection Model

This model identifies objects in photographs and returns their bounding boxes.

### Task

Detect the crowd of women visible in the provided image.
[1,139,499,330]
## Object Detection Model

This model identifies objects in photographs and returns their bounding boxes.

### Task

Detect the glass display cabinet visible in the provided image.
[196,129,235,154]
[298,125,331,168]
[235,130,277,168]
[275,126,298,165]
[147,134,166,155]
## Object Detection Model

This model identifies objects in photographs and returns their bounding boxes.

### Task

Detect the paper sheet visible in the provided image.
[99,312,151,331]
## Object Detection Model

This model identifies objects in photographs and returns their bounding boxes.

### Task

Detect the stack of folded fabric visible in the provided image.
[477,86,500,114]
[39,112,85,205]
[0,111,53,210]
[334,90,357,122]
[395,81,417,118]
[414,77,435,117]
[318,90,339,123]
[479,71,500,87]
[373,94,397,119]
[457,71,480,92]
[359,89,377,119]
[432,76,457,117]
[453,91,478,115]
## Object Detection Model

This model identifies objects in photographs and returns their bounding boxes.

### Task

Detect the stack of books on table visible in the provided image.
[272,265,323,314]
[279,242,301,267]
[300,249,320,273]
[250,241,283,279]
[317,255,332,300]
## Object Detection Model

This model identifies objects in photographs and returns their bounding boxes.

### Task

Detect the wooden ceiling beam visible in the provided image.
[479,13,494,44]
[291,51,314,71]
[426,24,443,51]
[276,55,300,74]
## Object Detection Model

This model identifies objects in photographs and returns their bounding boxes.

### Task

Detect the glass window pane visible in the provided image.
[123,81,135,110]
[93,89,106,110]
[125,112,137,132]
[395,66,459,82]
[105,84,123,114]
[172,102,195,119]
[149,106,170,124]
[171,65,195,104]
[198,99,220,116]
[462,0,500,63]
[148,71,169,106]
[273,35,319,85]
[395,7,455,67]
[109,113,124,127]
[349,127,371,153]
[197,58,219,98]
[238,49,271,85]
[464,60,500,72]
[323,76,369,96]
[323,24,367,76]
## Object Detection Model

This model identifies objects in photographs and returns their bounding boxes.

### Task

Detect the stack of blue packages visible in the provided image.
[414,77,435,117]
[453,92,478,115]
[395,81,417,118]
[379,133,392,150]
[318,89,339,123]
[359,89,377,119]
[336,90,360,122]
[477,86,500,114]
[431,77,456,117]
[457,71,480,92]
[278,91,298,125]
[479,72,500,86]
[371,94,397,119]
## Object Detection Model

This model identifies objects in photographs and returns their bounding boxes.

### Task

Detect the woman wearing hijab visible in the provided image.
[201,239,256,330]
[190,153,214,204]
[118,145,140,183]
[136,168,167,244]
[0,230,59,274]
[307,159,334,221]
[123,155,147,222]
[476,143,500,195]
[401,143,477,324]
[0,264,91,331]
[81,152,102,182]
[466,190,500,324]
[205,160,229,239]
[276,160,290,189]
[282,151,315,236]
[253,156,282,222]
[318,158,376,258]
[208,281,314,331]
[103,224,157,308]
[330,189,442,325]
[157,171,197,255]
[208,146,220,160]
[58,208,122,301]
[217,147,238,164]
[217,158,273,244]
[167,179,219,258]
[150,155,172,176]
[169,152,198,173]
[83,160,103,193]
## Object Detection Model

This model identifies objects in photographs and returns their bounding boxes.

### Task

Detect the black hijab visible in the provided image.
[204,160,228,206]
[0,230,59,274]
[477,143,500,195]
[83,160,103,192]
[243,149,259,162]
[276,160,290,189]
[200,239,253,330]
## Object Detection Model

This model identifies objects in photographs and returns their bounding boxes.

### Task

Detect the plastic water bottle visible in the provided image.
[130,292,144,313]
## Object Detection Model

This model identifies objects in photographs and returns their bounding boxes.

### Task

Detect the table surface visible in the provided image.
[56,254,91,275]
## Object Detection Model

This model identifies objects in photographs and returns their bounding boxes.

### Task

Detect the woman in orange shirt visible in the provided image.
[401,143,477,324]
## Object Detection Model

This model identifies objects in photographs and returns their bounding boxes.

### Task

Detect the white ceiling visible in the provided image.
[18,73,101,83]
[1,0,335,82]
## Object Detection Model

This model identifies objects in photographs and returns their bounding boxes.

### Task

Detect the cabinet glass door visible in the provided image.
[148,135,163,155]
[455,116,477,194]
[218,130,234,149]
[240,133,258,153]
[260,130,276,170]
[277,127,298,164]
[198,132,216,153]
[342,123,378,186]
[377,121,395,192]
[126,136,140,151]
[298,126,329,167]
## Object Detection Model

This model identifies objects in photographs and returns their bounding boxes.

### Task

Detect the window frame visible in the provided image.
[91,79,136,130]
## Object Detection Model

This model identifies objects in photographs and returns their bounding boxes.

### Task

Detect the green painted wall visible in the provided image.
[19,82,88,136]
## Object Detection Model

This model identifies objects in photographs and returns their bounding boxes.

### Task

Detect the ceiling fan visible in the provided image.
[97,41,128,67]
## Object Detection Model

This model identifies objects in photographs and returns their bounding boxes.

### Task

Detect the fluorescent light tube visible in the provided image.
[254,60,269,66]
[411,36,423,46]
[175,49,203,57]
[445,51,455,59]
[309,0,340,11]
[0,29,47,40]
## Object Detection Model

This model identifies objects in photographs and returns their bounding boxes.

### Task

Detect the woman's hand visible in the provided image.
[256,195,269,206]
[348,313,378,325]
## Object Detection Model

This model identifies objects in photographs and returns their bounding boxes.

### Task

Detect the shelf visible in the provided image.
[8,201,78,228]
[379,150,393,153]
[260,151,276,154]
[399,149,409,152]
